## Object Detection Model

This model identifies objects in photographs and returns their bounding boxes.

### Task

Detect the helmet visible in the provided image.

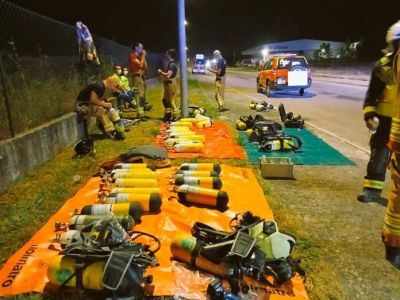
[74,138,94,156]
[386,20,400,43]
[60,230,83,248]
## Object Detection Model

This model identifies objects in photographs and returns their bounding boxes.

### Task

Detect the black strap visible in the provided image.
[59,262,85,289]
[190,240,203,267]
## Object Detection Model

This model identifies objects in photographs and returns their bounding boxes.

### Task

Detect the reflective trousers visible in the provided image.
[363,116,391,191]
[85,105,114,134]
[383,152,400,247]
[132,74,145,117]
[163,80,178,120]
[215,76,226,109]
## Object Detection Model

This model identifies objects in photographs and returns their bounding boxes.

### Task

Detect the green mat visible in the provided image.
[240,128,355,165]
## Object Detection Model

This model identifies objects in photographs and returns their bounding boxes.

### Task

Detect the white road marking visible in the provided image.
[227,86,371,155]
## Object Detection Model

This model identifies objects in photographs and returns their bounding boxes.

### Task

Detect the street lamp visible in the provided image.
[178,0,188,117]
[261,48,269,61]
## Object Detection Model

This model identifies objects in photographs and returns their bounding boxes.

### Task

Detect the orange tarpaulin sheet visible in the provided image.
[0,165,307,299]
[155,122,246,159]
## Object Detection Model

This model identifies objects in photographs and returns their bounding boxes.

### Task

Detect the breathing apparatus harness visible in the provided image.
[243,115,303,152]
[190,212,305,295]
[56,219,159,297]
[249,101,274,112]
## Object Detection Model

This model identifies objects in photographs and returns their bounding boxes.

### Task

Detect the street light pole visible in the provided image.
[177,0,188,117]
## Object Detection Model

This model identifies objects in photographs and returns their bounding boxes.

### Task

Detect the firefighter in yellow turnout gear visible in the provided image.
[208,50,227,112]
[383,20,400,269]
[158,49,179,121]
[357,51,397,203]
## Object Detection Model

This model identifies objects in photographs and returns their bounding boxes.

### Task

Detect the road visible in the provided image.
[193,69,371,161]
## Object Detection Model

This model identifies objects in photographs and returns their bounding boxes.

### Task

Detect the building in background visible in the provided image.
[242,39,345,61]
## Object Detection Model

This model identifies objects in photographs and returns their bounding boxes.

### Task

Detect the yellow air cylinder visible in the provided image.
[179,163,221,175]
[167,132,198,138]
[111,171,158,180]
[166,127,193,133]
[175,184,228,211]
[113,163,156,171]
[172,142,205,153]
[164,136,205,146]
[169,121,192,128]
[48,255,105,290]
[179,118,201,123]
[115,178,158,188]
[110,187,161,195]
[80,203,142,222]
[106,193,162,213]
[69,214,135,231]
[175,176,222,190]
[195,120,211,129]
[245,129,253,137]
[175,170,219,177]
[235,120,247,131]
[170,235,234,278]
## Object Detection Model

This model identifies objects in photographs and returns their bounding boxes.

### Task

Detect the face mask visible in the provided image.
[123,71,128,76]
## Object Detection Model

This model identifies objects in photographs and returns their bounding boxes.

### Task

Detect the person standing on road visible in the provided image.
[208,50,227,112]
[158,49,179,121]
[357,41,397,204]
[128,42,148,120]
[382,20,400,269]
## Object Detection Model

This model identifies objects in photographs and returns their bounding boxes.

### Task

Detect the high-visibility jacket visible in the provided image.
[363,54,396,120]
[120,75,130,91]
[111,73,127,92]
[388,50,400,151]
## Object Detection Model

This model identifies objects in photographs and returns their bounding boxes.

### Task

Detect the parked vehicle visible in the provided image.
[257,55,312,97]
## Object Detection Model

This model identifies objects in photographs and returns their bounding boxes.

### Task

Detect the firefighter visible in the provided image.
[77,76,124,140]
[128,42,148,120]
[208,50,227,112]
[357,36,397,204]
[158,49,179,121]
[383,20,400,269]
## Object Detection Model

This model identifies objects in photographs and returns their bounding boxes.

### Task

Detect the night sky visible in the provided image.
[8,0,400,62]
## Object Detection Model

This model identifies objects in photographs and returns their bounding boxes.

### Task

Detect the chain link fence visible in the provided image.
[0,0,164,140]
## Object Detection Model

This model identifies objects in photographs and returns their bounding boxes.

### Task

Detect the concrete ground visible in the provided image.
[192,70,400,299]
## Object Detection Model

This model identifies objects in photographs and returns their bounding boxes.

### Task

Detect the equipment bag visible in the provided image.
[278,103,305,129]
[99,145,171,172]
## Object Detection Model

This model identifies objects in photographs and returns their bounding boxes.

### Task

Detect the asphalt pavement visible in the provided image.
[193,69,372,162]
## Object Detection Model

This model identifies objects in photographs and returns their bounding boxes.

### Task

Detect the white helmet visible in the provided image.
[386,20,400,43]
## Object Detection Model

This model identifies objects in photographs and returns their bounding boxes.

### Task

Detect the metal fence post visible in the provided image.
[0,49,15,137]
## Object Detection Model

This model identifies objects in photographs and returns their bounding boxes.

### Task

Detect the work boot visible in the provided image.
[144,103,153,111]
[385,244,400,269]
[357,188,387,206]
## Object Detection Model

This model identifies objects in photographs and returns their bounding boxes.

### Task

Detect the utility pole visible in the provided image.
[177,0,188,117]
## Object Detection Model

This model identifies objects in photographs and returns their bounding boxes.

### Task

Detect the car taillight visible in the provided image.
[277,77,286,84]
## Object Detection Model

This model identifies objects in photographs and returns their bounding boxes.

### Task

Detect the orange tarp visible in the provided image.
[155,122,246,159]
[0,165,307,299]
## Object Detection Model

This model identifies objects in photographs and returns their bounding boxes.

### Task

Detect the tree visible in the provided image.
[313,42,333,61]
